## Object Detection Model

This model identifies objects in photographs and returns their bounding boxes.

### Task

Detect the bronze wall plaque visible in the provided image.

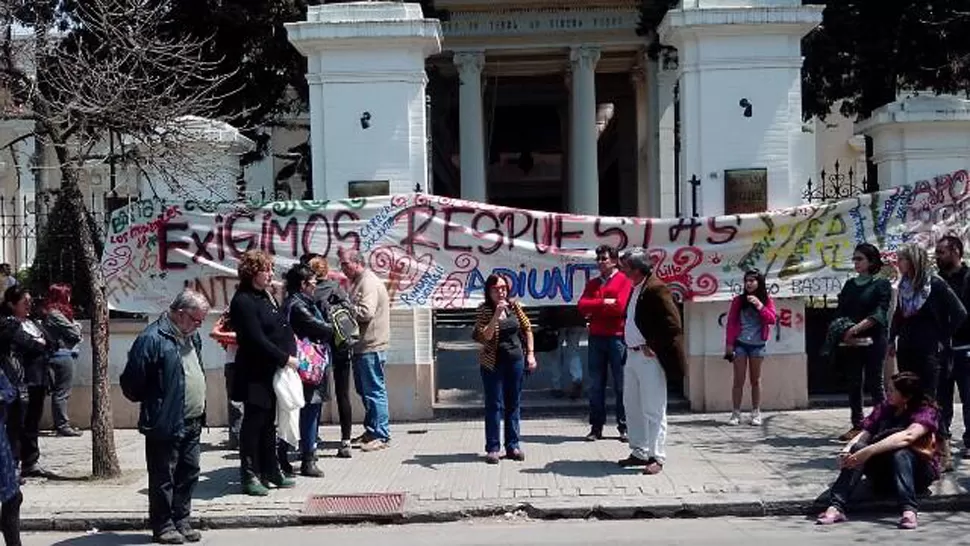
[724,168,768,214]
[348,180,390,199]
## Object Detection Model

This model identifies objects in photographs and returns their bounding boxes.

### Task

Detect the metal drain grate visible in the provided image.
[302,492,406,521]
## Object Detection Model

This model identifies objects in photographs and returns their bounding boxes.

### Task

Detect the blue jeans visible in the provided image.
[940,348,970,445]
[481,355,525,453]
[145,417,202,536]
[353,351,390,441]
[299,402,323,457]
[587,335,627,432]
[733,341,766,359]
[828,441,933,513]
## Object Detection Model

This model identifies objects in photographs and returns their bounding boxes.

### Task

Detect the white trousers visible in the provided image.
[623,351,668,463]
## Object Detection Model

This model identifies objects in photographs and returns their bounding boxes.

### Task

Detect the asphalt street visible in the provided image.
[22,514,970,546]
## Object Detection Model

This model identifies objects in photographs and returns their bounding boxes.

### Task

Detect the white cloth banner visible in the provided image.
[101,172,970,313]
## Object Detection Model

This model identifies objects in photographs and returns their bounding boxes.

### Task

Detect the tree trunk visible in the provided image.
[61,163,121,478]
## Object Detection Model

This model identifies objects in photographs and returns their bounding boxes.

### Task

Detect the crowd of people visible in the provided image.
[0,235,962,543]
[0,281,85,546]
[471,238,969,530]
[119,247,390,544]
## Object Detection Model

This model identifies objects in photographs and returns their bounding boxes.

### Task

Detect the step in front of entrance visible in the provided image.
[433,392,865,420]
[434,388,689,420]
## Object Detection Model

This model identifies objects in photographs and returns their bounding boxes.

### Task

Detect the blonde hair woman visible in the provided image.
[889,243,967,470]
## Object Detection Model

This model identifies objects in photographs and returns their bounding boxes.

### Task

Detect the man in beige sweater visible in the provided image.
[338,248,391,451]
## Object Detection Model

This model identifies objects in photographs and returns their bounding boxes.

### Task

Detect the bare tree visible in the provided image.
[0,0,235,478]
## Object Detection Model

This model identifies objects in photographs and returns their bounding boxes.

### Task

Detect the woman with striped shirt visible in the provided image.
[472,274,537,464]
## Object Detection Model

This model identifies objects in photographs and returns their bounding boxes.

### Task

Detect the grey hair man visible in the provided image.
[338,247,392,451]
[121,289,210,544]
[616,247,685,476]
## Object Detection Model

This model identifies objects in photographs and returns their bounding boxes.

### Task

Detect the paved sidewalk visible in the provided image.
[21,408,970,530]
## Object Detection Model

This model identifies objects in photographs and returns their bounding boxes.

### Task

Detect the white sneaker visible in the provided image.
[750,410,763,426]
[727,411,741,426]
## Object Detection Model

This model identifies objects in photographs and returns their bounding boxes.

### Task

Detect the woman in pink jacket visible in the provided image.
[724,269,777,426]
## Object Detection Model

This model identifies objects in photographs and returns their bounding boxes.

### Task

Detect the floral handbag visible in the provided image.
[294,336,329,386]
[286,299,331,386]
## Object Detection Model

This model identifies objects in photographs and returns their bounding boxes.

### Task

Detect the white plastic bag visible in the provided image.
[273,366,305,447]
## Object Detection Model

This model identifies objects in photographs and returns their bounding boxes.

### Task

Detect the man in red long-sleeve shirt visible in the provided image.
[577,245,633,442]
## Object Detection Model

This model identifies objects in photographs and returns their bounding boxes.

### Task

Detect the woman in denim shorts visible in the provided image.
[724,270,777,426]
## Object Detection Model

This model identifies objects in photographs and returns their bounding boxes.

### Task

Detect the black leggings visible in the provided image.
[2,490,22,546]
[332,354,352,442]
[896,346,944,399]
[839,338,887,428]
[21,387,45,469]
[239,402,279,482]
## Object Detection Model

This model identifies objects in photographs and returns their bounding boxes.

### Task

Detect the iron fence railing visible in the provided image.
[802,160,879,204]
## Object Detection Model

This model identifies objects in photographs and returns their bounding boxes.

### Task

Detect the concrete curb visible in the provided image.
[20,492,970,532]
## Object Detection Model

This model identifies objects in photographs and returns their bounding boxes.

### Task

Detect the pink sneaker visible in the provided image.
[816,508,847,525]
[898,511,918,530]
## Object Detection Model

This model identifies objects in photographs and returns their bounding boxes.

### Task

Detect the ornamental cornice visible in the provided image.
[658,6,823,45]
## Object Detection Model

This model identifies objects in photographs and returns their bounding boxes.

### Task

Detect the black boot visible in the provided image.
[300,455,324,478]
[277,441,295,477]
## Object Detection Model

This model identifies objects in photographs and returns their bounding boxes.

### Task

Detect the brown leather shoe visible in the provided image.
[617,455,650,467]
[506,448,525,462]
[838,428,862,442]
[643,459,664,475]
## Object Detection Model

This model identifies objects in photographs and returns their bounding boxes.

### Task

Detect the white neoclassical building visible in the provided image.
[283,0,839,416]
[9,0,938,428]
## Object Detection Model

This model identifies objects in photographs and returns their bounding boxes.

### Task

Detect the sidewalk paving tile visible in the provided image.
[18,408,970,528]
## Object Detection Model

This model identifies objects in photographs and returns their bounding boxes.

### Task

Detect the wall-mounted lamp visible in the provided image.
[360,112,372,129]
[739,98,753,118]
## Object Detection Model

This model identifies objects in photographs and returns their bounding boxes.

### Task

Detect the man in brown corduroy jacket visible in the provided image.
[616,247,685,476]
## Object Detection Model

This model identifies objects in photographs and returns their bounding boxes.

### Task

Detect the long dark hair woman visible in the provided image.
[830,243,892,441]
[724,269,777,426]
[228,250,299,496]
[278,264,333,478]
[471,274,536,464]
[817,372,942,530]
[0,285,50,478]
[41,284,83,437]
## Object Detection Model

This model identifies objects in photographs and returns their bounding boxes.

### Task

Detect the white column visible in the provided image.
[307,78,327,200]
[454,51,487,204]
[632,55,655,218]
[656,54,679,218]
[568,45,600,215]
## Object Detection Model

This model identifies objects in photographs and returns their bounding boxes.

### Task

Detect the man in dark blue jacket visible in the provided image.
[937,235,970,463]
[121,290,209,544]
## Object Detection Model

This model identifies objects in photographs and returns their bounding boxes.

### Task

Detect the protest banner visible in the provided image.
[101,171,970,313]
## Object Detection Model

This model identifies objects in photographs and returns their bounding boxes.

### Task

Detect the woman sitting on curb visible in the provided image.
[817,371,941,530]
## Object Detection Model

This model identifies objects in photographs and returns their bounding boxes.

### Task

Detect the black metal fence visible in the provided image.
[803,160,879,204]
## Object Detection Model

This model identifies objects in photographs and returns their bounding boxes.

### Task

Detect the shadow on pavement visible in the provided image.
[401,453,482,468]
[520,459,631,478]
[49,532,152,545]
[519,434,584,446]
[193,466,240,500]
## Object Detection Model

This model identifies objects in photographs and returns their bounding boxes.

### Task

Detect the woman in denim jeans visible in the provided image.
[41,284,82,437]
[472,275,536,464]
[817,372,941,530]
[724,270,777,426]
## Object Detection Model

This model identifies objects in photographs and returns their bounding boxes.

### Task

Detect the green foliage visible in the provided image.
[636,0,679,59]
[28,193,104,318]
[802,0,970,120]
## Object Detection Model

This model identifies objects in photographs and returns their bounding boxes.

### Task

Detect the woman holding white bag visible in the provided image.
[229,250,299,497]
